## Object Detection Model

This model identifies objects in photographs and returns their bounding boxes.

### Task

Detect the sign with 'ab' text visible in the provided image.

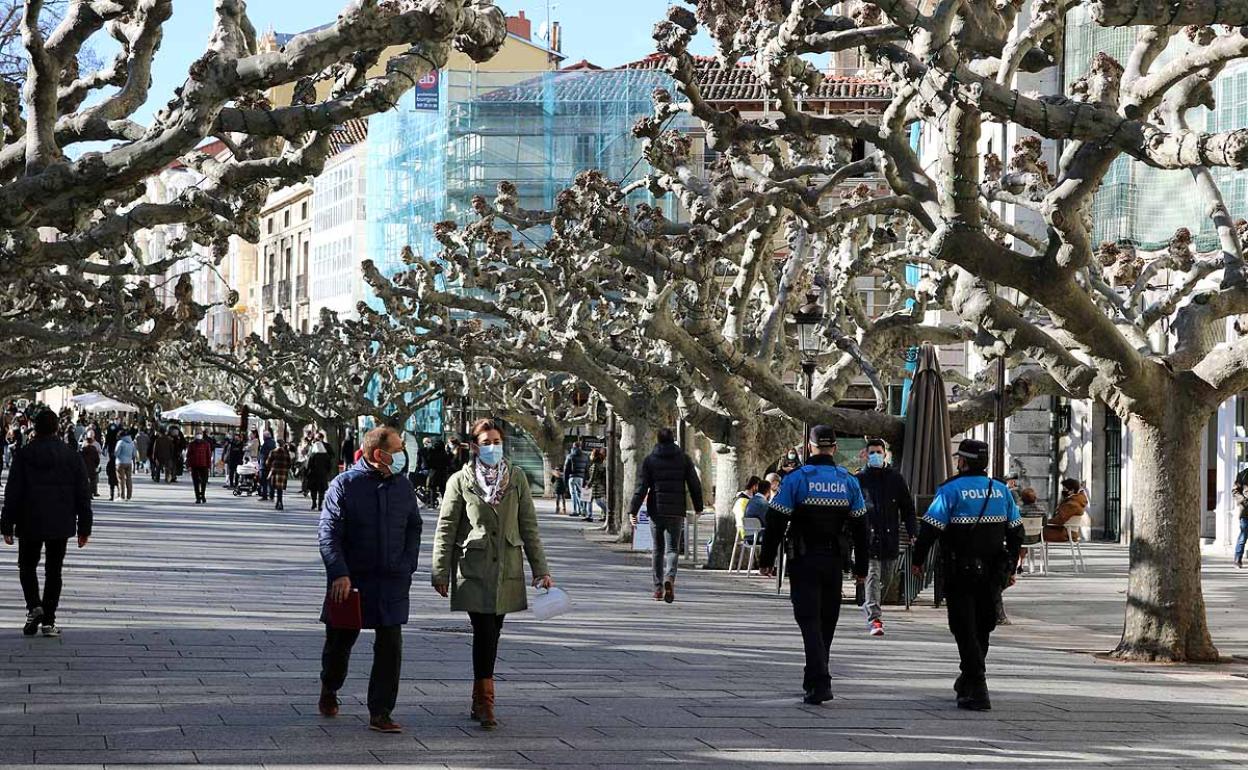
[414,70,440,111]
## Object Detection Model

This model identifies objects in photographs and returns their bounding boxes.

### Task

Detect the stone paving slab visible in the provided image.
[0,474,1244,768]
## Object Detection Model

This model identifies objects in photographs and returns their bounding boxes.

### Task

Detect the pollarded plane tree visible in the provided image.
[0,0,506,382]
[80,341,251,424]
[205,307,440,460]
[649,0,1248,661]
[362,233,689,538]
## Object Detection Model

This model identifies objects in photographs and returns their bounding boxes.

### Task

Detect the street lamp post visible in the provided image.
[792,293,825,462]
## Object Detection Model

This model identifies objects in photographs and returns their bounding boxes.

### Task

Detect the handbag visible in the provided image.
[324,588,362,630]
[530,587,572,620]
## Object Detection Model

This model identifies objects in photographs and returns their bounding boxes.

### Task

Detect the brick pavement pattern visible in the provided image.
[0,475,1245,768]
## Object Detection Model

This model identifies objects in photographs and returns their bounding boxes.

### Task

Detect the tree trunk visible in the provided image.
[615,418,653,543]
[704,440,760,569]
[1111,414,1219,662]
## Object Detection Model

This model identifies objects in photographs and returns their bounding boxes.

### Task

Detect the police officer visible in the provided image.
[911,438,1023,711]
[760,426,868,705]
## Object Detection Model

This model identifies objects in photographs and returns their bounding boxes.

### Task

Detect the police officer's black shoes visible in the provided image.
[803,688,834,705]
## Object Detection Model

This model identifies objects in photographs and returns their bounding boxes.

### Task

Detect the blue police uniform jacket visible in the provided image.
[912,471,1024,569]
[759,455,870,576]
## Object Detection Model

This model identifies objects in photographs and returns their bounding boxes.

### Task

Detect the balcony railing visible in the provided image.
[278,278,291,308]
[296,274,308,303]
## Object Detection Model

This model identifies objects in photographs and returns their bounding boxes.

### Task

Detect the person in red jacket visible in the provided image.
[186,431,214,504]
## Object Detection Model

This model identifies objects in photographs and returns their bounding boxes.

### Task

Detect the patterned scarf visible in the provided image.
[474,458,512,506]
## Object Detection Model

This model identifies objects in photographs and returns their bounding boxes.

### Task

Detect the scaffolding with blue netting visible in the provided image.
[365,67,689,439]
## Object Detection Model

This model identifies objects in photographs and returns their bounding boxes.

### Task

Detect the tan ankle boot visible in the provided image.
[479,677,497,729]
[470,679,484,721]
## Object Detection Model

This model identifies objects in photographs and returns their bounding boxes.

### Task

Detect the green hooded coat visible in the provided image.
[431,461,549,614]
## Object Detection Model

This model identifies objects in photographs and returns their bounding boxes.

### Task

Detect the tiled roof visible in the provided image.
[621,53,891,102]
[329,118,369,155]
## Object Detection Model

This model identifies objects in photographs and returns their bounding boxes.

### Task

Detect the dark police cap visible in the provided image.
[809,425,838,447]
[955,438,990,465]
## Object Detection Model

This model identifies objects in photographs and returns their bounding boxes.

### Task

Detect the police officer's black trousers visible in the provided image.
[788,551,842,693]
[945,580,1000,690]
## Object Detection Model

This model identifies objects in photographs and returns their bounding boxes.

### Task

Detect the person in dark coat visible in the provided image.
[225,433,246,488]
[150,429,172,483]
[563,442,591,518]
[1,409,92,637]
[339,430,356,473]
[305,434,334,511]
[425,437,451,499]
[81,436,101,498]
[317,426,422,733]
[168,427,187,482]
[855,438,917,636]
[626,427,704,603]
[186,432,214,504]
[257,430,276,500]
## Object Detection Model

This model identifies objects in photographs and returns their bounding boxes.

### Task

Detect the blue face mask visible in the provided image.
[478,444,504,467]
[867,453,885,468]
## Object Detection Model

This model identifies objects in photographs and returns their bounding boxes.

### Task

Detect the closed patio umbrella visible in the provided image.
[899,342,952,497]
[898,342,952,606]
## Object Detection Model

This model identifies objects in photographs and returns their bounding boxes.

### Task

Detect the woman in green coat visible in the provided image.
[432,418,553,730]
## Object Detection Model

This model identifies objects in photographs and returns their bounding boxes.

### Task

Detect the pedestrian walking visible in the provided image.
[1,409,92,637]
[318,426,423,733]
[135,428,150,472]
[432,418,551,730]
[759,426,868,705]
[305,435,334,511]
[550,467,567,515]
[626,427,704,604]
[855,438,917,637]
[113,431,136,501]
[187,431,214,504]
[911,439,1024,711]
[150,428,171,483]
[563,441,590,518]
[266,441,292,510]
[226,433,245,488]
[104,444,119,501]
[1232,466,1248,569]
[297,432,313,498]
[585,447,607,523]
[169,427,187,482]
[258,430,276,501]
[339,430,355,473]
[81,436,101,498]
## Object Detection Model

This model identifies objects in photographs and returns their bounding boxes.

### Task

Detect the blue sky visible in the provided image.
[139,0,702,124]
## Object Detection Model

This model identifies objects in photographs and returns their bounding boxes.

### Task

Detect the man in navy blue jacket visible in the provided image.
[317,426,422,733]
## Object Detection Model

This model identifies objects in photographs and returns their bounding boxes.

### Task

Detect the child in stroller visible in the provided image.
[233,456,259,496]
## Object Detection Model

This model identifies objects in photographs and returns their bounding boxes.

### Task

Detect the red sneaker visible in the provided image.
[869,620,884,637]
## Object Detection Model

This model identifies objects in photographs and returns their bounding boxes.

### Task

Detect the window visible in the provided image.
[266,217,273,234]
[283,210,291,228]
[301,201,309,220]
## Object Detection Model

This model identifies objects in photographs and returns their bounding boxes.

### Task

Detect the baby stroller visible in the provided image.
[233,457,259,496]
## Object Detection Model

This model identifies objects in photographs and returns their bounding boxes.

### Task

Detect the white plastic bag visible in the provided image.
[530,587,572,620]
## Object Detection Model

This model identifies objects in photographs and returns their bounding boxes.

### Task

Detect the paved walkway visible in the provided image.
[0,475,1245,768]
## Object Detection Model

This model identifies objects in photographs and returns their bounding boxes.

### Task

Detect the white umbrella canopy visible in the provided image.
[72,394,140,413]
[162,399,248,425]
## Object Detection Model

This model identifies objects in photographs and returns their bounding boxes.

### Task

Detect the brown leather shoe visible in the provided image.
[368,715,403,733]
[479,677,498,729]
[318,686,339,718]
[663,580,675,604]
[470,678,484,721]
